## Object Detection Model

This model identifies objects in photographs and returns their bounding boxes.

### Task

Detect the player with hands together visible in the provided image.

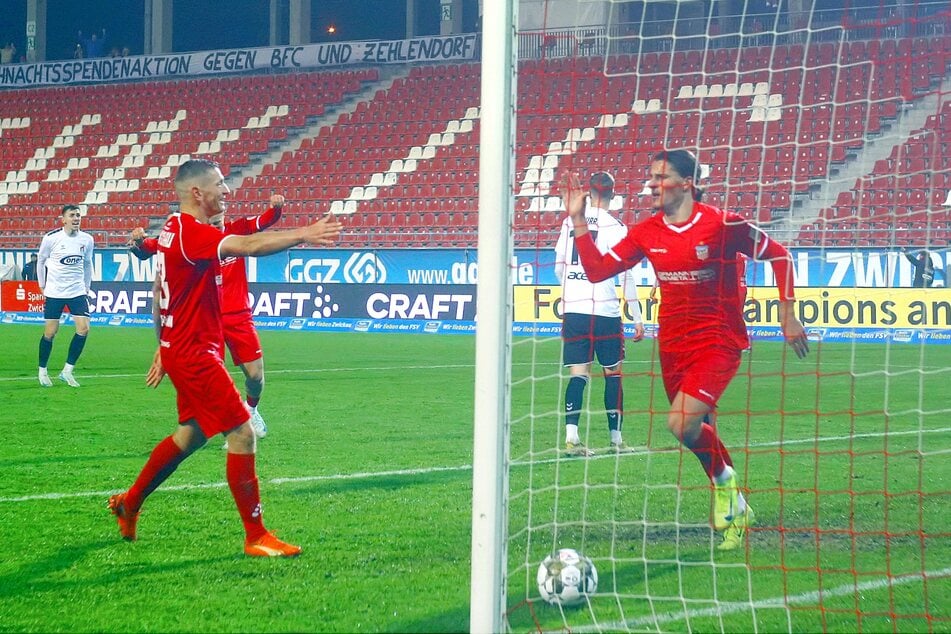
[555,170,645,456]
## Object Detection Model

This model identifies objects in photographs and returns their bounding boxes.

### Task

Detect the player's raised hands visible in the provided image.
[270,193,285,209]
[779,301,809,358]
[126,227,147,248]
[300,213,343,246]
[559,171,588,221]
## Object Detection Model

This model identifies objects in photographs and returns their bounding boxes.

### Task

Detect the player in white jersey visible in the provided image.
[554,172,645,456]
[36,205,95,387]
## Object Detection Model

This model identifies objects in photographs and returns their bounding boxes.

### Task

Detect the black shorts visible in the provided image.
[561,313,624,368]
[44,295,90,320]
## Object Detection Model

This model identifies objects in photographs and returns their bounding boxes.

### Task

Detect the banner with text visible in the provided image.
[0,35,479,88]
[515,285,951,344]
[0,281,478,335]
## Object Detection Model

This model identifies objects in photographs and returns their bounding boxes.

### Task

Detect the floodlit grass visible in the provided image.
[1,328,475,633]
[1,326,949,632]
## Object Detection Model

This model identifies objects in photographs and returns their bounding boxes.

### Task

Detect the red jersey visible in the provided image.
[218,207,281,315]
[155,213,228,354]
[575,202,794,353]
[141,207,281,317]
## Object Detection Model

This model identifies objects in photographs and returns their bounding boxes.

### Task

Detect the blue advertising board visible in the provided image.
[1,247,948,288]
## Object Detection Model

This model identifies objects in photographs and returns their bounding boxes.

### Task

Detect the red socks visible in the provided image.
[686,423,733,480]
[124,436,270,543]
[126,436,185,511]
[226,452,267,542]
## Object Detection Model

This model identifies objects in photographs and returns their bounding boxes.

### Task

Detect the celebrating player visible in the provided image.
[560,149,809,551]
[554,171,644,456]
[36,204,95,388]
[108,159,342,557]
[129,195,285,439]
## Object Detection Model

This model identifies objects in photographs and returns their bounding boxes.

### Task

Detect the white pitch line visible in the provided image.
[0,363,477,383]
[511,426,951,466]
[0,463,468,503]
[2,358,948,383]
[2,427,949,504]
[572,566,951,633]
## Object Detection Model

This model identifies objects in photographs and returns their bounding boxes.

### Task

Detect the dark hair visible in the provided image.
[652,149,704,201]
[62,204,81,215]
[589,171,615,197]
[175,158,221,186]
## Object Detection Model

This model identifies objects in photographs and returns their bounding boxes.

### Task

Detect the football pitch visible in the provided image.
[0,326,948,632]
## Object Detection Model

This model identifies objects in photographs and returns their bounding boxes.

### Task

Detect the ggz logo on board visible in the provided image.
[343,252,386,283]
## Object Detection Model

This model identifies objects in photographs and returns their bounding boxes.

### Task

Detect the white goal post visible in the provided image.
[469,0,518,632]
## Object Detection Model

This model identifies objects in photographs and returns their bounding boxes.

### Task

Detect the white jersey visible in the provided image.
[37,228,94,299]
[554,203,642,321]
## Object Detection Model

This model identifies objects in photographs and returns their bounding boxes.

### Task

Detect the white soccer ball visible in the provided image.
[536,548,598,607]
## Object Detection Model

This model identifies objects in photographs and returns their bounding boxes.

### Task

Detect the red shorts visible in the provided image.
[222,311,263,366]
[659,345,742,408]
[162,344,250,437]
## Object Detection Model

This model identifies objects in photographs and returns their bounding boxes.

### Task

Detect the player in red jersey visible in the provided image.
[561,149,809,551]
[109,158,342,557]
[130,196,283,439]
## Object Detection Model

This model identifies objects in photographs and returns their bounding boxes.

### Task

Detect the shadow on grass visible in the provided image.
[282,466,470,496]
[0,537,239,602]
[377,559,685,632]
[382,606,470,633]
[0,450,157,469]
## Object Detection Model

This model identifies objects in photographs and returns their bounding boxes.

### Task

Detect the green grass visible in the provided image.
[507,337,951,632]
[0,327,949,632]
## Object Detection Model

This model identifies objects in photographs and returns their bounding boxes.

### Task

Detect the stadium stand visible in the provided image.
[0,69,377,247]
[1,31,950,250]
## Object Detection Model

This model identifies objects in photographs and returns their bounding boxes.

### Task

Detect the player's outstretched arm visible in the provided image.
[221,214,343,258]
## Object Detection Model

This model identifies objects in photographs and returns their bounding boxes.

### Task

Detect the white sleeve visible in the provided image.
[84,235,95,292]
[604,220,642,323]
[621,269,642,324]
[37,235,51,291]
[553,221,569,283]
